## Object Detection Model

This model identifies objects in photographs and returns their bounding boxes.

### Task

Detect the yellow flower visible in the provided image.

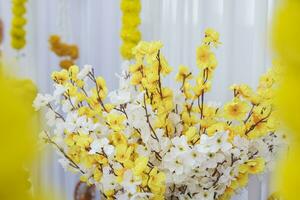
[93,167,103,182]
[133,156,148,176]
[193,78,211,97]
[148,167,166,194]
[51,70,69,85]
[176,65,192,82]
[106,114,126,132]
[206,122,226,136]
[68,65,79,80]
[110,132,127,146]
[240,157,265,174]
[133,41,163,63]
[115,144,133,164]
[94,76,108,99]
[235,172,249,188]
[184,126,198,142]
[223,98,249,121]
[230,84,254,99]
[203,28,221,46]
[73,134,92,148]
[196,45,217,69]
[246,113,269,139]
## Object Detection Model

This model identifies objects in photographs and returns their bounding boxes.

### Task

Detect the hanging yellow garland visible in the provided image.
[120,0,142,60]
[49,34,79,69]
[10,0,27,50]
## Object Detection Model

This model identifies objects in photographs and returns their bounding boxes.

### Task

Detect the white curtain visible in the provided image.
[0,0,277,199]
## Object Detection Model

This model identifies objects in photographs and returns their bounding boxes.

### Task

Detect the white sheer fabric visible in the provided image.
[0,0,277,199]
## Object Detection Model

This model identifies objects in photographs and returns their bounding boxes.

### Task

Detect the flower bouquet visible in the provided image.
[34,29,286,200]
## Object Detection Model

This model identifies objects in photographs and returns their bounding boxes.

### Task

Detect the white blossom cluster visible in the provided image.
[33,63,287,200]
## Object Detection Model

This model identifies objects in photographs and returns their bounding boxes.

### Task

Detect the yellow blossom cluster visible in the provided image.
[128,29,277,199]
[49,35,79,69]
[46,65,166,199]
[38,28,282,200]
[11,0,27,50]
[120,0,142,60]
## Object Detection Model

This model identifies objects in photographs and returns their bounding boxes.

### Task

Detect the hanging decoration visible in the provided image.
[120,0,142,60]
[10,0,27,50]
[49,34,79,69]
[49,0,79,69]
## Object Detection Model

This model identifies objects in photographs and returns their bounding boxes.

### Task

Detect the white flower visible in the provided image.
[171,136,190,154]
[148,129,171,153]
[126,104,147,129]
[196,132,231,153]
[210,132,232,152]
[163,154,185,175]
[65,112,79,132]
[204,152,225,168]
[120,170,141,194]
[193,188,215,200]
[139,126,151,143]
[136,145,150,157]
[78,65,92,79]
[219,167,233,184]
[93,123,110,136]
[61,98,74,113]
[108,90,131,105]
[33,93,53,110]
[233,136,249,152]
[89,138,114,156]
[100,167,117,191]
[77,116,96,135]
[45,109,57,126]
[168,112,181,125]
[184,148,205,168]
[53,84,66,102]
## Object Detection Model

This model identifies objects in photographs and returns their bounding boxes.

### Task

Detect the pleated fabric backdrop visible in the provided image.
[0,0,278,199]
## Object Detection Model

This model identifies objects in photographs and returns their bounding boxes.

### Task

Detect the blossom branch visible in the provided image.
[156,50,163,99]
[143,94,159,142]
[43,132,84,174]
[47,104,65,121]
